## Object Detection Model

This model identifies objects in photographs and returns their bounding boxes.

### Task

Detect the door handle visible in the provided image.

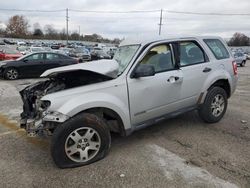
[203,67,212,73]
[167,76,182,83]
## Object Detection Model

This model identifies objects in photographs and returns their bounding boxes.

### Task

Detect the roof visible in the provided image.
[119,35,223,46]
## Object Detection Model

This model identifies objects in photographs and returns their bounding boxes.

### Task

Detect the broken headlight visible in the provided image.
[43,111,69,123]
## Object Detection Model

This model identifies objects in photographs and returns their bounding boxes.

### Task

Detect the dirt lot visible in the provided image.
[0,63,249,188]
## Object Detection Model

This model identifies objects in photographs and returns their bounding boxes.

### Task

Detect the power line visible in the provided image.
[69,9,160,13]
[1,8,250,16]
[0,8,65,12]
[164,10,250,16]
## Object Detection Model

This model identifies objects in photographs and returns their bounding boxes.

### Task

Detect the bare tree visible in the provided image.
[44,24,58,39]
[59,28,67,40]
[6,15,29,37]
[70,31,80,40]
[228,32,250,46]
[33,23,43,37]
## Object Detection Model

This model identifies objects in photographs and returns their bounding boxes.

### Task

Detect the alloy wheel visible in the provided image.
[65,127,101,163]
[211,94,225,117]
[6,69,18,80]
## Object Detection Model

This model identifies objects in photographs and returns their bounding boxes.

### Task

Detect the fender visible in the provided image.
[199,68,233,103]
[44,92,131,130]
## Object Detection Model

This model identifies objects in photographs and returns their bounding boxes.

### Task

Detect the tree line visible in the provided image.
[0,15,250,46]
[0,15,121,44]
[227,32,250,46]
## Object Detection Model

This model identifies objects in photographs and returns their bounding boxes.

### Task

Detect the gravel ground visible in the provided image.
[0,63,249,188]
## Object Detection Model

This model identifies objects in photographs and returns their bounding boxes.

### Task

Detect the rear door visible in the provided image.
[176,40,212,107]
[43,53,62,72]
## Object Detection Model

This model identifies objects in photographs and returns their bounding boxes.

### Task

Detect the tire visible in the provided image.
[198,87,228,123]
[4,67,19,80]
[51,113,111,168]
[240,60,246,67]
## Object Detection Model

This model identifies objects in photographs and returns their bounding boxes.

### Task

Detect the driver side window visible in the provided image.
[140,44,174,73]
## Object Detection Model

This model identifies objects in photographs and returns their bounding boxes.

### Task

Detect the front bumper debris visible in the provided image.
[20,111,70,137]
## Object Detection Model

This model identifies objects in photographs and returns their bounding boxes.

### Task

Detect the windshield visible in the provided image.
[113,45,140,74]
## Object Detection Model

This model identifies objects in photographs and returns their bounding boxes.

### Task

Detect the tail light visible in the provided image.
[232,60,237,75]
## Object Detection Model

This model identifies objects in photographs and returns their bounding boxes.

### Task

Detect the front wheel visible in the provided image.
[4,68,19,80]
[198,87,228,123]
[51,113,111,168]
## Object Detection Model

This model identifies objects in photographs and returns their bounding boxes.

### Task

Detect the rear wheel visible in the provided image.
[198,87,228,123]
[51,113,111,168]
[4,68,19,80]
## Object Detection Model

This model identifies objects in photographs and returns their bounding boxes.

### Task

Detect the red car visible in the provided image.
[0,48,22,61]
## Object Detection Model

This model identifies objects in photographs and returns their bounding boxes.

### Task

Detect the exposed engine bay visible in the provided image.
[20,70,113,136]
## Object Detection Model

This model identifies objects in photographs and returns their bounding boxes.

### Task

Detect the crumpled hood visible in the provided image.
[40,59,119,78]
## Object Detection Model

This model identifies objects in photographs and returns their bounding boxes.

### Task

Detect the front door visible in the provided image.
[20,53,45,77]
[127,43,184,125]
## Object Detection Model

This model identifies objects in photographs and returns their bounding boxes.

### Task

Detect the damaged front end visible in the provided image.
[20,79,67,136]
[20,69,115,137]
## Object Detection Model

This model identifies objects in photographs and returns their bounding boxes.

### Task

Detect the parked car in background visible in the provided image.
[29,47,45,53]
[72,47,91,61]
[244,52,250,60]
[233,52,247,67]
[17,41,26,46]
[17,46,30,55]
[51,44,61,49]
[91,50,111,60]
[0,52,78,79]
[104,47,117,59]
[0,40,5,45]
[0,47,22,61]
[59,48,72,56]
[3,39,16,45]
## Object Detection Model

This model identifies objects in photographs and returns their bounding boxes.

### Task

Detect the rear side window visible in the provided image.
[180,41,206,66]
[59,54,70,59]
[46,53,60,60]
[204,39,229,60]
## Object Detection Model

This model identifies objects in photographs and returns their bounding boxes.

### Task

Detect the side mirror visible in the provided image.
[23,59,28,63]
[132,64,155,78]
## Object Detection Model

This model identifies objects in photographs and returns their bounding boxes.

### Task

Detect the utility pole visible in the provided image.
[66,8,69,45]
[78,25,80,41]
[158,9,163,35]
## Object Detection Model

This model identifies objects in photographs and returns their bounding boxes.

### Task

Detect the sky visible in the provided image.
[0,0,250,39]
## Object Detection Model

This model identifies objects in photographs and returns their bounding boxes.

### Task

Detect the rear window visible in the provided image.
[204,39,230,60]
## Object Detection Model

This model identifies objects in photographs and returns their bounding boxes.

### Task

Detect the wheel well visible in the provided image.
[209,79,231,98]
[83,107,126,136]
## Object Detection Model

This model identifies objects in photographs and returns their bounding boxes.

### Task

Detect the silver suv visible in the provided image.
[20,36,238,168]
